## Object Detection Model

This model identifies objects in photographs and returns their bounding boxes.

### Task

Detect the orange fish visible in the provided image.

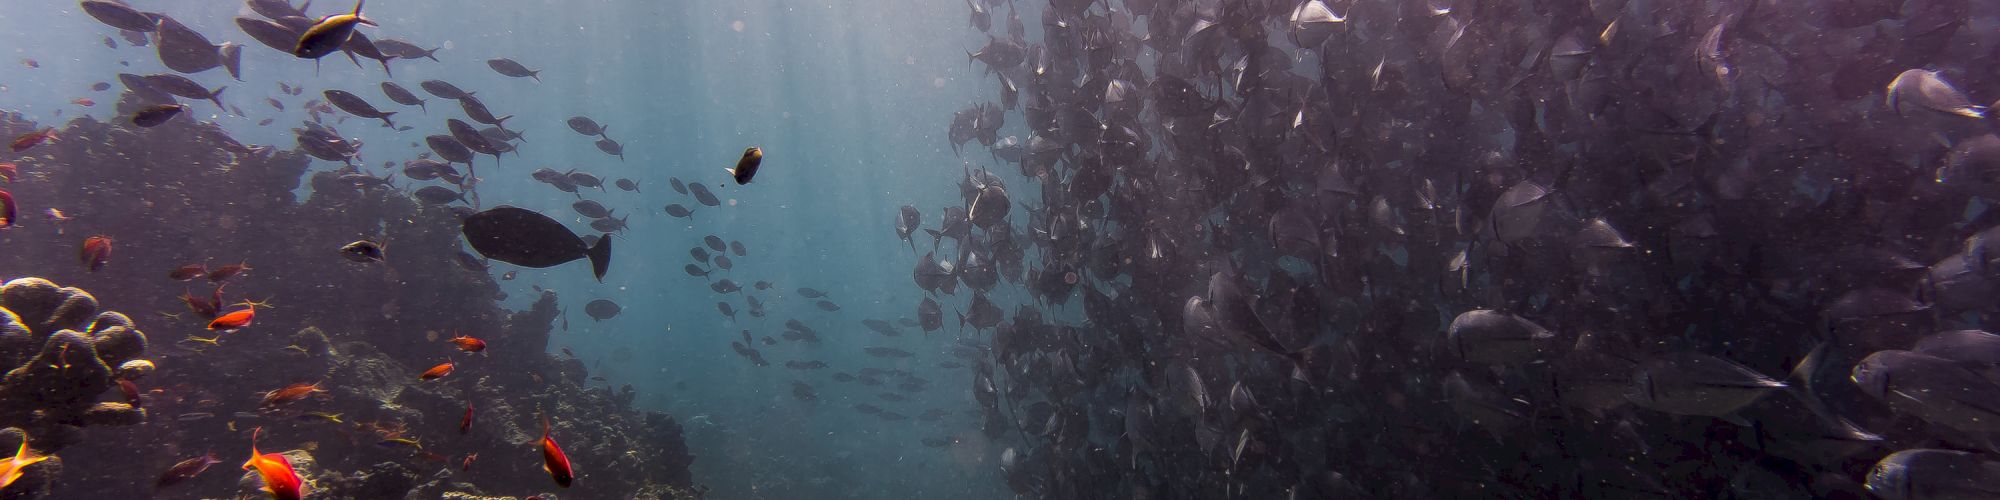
[418,361,455,381]
[539,416,573,487]
[70,98,94,107]
[9,128,56,153]
[0,436,49,490]
[0,163,17,183]
[208,306,254,330]
[0,189,14,229]
[243,428,305,500]
[446,335,486,352]
[168,264,207,281]
[259,382,323,409]
[460,452,477,472]
[79,236,112,272]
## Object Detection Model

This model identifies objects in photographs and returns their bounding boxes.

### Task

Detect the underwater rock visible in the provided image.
[0,278,150,451]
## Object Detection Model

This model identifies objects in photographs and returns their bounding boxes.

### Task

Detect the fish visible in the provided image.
[141,74,227,109]
[419,80,474,100]
[567,116,608,136]
[208,306,255,331]
[376,437,422,449]
[797,288,829,298]
[460,403,475,434]
[538,416,573,487]
[0,437,49,492]
[413,186,465,205]
[208,262,252,282]
[0,189,14,229]
[340,239,386,263]
[11,128,57,152]
[572,200,612,218]
[169,264,207,281]
[584,299,621,320]
[80,0,159,32]
[130,104,188,127]
[243,428,306,500]
[896,205,921,251]
[294,412,343,424]
[595,138,624,160]
[118,379,142,407]
[447,335,486,352]
[816,300,841,312]
[461,206,613,280]
[80,236,113,272]
[664,204,697,220]
[371,38,440,61]
[727,147,763,184]
[0,163,16,183]
[294,0,374,59]
[669,177,688,194]
[688,182,721,207]
[154,451,221,489]
[418,361,455,380]
[487,58,542,82]
[322,89,396,127]
[614,178,640,192]
[259,382,320,408]
[461,453,478,471]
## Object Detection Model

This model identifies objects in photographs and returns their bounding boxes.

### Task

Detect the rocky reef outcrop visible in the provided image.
[0,103,696,498]
[0,277,150,499]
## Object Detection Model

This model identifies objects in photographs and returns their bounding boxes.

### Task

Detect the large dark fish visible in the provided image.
[689,183,721,207]
[155,15,223,74]
[487,58,541,82]
[371,38,440,61]
[727,147,762,184]
[294,0,374,59]
[247,0,310,20]
[322,89,396,127]
[584,299,621,320]
[457,95,511,128]
[81,1,158,33]
[419,79,474,100]
[236,17,303,54]
[567,116,608,136]
[378,82,425,111]
[461,206,612,281]
[426,135,475,165]
[595,138,624,160]
[130,104,187,127]
[141,74,226,109]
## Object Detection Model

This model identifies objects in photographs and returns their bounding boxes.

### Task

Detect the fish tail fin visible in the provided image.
[417,102,426,114]
[494,115,513,128]
[530,71,541,83]
[586,233,612,282]
[208,86,227,109]
[422,48,440,62]
[600,125,610,137]
[380,112,395,128]
[379,58,393,77]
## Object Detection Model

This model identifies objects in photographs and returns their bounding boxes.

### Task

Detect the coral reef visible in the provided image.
[0,276,150,498]
[0,106,695,498]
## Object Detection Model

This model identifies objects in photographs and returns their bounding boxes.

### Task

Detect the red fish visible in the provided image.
[539,416,573,487]
[79,236,112,272]
[243,428,305,500]
[168,264,207,281]
[208,306,254,331]
[208,261,252,282]
[259,382,324,408]
[459,403,474,434]
[0,163,17,183]
[460,452,477,472]
[0,189,14,228]
[117,379,141,408]
[71,98,94,107]
[446,335,486,352]
[9,128,56,152]
[418,361,455,381]
[154,451,220,489]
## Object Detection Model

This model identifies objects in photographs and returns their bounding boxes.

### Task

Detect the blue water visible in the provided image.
[2,1,1020,497]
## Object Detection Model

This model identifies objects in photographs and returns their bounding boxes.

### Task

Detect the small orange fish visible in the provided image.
[79,236,112,272]
[460,452,477,471]
[418,361,455,381]
[208,261,252,282]
[19,59,36,69]
[168,264,207,281]
[9,128,56,153]
[446,335,486,352]
[258,382,323,408]
[43,208,69,222]
[0,436,50,490]
[243,428,305,500]
[0,189,14,228]
[0,162,18,183]
[539,415,573,487]
[71,98,94,107]
[208,306,254,330]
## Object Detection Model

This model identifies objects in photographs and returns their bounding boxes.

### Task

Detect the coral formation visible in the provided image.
[0,277,150,448]
[0,105,695,498]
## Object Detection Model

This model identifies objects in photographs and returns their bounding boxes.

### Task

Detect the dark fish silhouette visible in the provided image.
[130,104,187,127]
[584,299,621,321]
[378,82,426,112]
[487,58,541,82]
[461,206,612,281]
